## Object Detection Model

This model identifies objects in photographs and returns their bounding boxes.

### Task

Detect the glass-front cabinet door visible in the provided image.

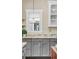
[48,0,57,27]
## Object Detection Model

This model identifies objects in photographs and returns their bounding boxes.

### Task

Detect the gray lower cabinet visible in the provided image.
[23,38,57,56]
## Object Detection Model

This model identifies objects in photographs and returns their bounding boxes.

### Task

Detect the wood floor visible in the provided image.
[26,56,51,59]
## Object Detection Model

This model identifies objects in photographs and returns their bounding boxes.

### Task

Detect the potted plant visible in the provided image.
[22,25,27,37]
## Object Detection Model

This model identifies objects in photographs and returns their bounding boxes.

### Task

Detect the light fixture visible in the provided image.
[32,0,35,22]
[32,0,40,23]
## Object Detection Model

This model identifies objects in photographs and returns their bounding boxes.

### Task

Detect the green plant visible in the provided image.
[22,29,27,37]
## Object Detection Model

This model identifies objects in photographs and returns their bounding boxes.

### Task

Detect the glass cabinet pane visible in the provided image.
[51,5,57,14]
[51,5,57,9]
[51,15,57,19]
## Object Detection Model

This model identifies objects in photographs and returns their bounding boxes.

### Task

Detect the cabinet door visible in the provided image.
[32,41,41,56]
[50,38,57,47]
[25,41,31,56]
[42,39,49,56]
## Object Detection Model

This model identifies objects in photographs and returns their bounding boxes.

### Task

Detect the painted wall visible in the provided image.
[22,0,57,38]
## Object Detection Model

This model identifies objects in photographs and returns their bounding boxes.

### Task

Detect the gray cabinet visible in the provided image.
[23,38,57,56]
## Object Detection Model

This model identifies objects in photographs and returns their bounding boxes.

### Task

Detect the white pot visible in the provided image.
[23,34,26,37]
